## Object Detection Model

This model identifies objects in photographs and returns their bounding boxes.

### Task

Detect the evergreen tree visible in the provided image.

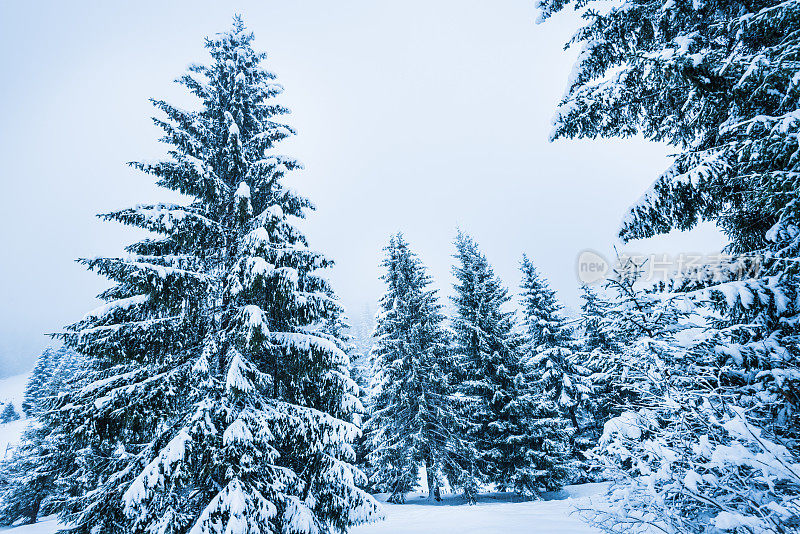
[20,346,81,419]
[578,285,614,353]
[449,232,531,499]
[518,255,582,490]
[576,284,622,452]
[592,261,691,418]
[585,263,800,534]
[0,436,48,525]
[22,346,58,417]
[0,408,74,525]
[367,234,455,503]
[540,0,800,528]
[519,255,572,350]
[575,265,656,449]
[0,403,19,424]
[49,18,379,534]
[0,346,84,525]
[351,371,376,496]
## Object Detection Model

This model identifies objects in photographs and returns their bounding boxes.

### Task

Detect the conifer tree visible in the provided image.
[0,404,18,424]
[540,0,800,528]
[518,255,582,490]
[49,18,379,534]
[449,232,532,498]
[367,234,455,503]
[582,263,800,534]
[575,284,621,448]
[0,407,73,525]
[0,346,84,526]
[538,0,800,436]
[22,346,58,417]
[0,436,49,525]
[578,285,614,354]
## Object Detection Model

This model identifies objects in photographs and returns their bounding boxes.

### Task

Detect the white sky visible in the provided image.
[0,1,724,376]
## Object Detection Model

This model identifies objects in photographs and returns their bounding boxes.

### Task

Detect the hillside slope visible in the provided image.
[0,372,31,459]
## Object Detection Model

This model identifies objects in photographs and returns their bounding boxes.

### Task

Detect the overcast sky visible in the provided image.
[0,1,724,377]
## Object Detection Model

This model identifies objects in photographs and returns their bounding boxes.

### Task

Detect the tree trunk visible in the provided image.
[26,497,41,525]
[426,458,437,500]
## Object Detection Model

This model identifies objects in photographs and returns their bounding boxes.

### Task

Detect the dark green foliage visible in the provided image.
[539,0,800,528]
[0,403,19,424]
[42,18,378,534]
[578,285,615,354]
[0,346,83,526]
[367,234,456,503]
[449,232,536,498]
[518,255,583,489]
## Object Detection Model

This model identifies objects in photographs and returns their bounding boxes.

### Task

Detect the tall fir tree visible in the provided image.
[49,18,379,534]
[540,0,800,529]
[367,234,455,503]
[449,232,533,499]
[518,255,583,490]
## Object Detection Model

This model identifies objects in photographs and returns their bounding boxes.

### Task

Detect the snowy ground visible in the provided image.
[1,485,609,534]
[0,464,609,534]
[0,517,57,534]
[353,483,608,534]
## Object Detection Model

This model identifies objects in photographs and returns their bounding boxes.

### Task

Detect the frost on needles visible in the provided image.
[366,234,456,504]
[49,17,380,534]
[538,0,800,531]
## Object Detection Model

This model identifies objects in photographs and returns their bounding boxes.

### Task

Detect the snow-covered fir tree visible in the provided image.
[49,18,379,534]
[21,346,59,417]
[519,256,573,351]
[586,259,690,419]
[0,346,84,525]
[575,267,657,450]
[578,285,614,354]
[575,284,622,449]
[518,255,583,489]
[449,232,535,499]
[367,234,455,503]
[20,346,81,419]
[0,420,55,525]
[0,404,19,424]
[584,263,800,534]
[540,0,800,529]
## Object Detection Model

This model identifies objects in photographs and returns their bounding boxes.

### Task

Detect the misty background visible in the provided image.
[0,1,724,377]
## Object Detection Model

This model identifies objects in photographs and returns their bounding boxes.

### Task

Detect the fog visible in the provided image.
[0,1,724,376]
